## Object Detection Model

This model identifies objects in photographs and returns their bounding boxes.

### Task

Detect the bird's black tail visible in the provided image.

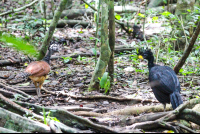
[170,92,183,109]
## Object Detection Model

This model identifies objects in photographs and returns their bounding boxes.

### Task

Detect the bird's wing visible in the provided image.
[25,61,50,77]
[149,66,180,93]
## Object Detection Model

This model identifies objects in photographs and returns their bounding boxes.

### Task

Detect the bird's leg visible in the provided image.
[37,88,41,102]
[33,81,38,88]
[163,103,166,112]
[38,81,45,96]
[33,82,40,100]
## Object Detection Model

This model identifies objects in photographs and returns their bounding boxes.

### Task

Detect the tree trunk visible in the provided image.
[37,0,69,60]
[108,0,115,87]
[88,0,111,91]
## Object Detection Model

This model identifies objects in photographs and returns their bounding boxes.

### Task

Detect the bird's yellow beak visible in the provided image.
[138,55,144,60]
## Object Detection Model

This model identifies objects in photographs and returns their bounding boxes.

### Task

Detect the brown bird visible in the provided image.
[15,42,59,98]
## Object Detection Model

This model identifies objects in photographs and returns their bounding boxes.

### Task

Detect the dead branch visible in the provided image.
[67,94,156,103]
[107,104,172,116]
[72,111,105,117]
[72,104,172,118]
[0,0,39,16]
[174,21,200,74]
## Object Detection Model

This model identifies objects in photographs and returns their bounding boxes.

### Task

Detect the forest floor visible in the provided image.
[0,24,200,132]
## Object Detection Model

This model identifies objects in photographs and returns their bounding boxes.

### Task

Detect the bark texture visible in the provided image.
[37,0,68,60]
[88,0,111,91]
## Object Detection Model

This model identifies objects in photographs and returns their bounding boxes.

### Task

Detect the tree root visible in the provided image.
[0,127,20,133]
[0,80,31,98]
[169,122,197,133]
[0,107,51,133]
[14,100,119,133]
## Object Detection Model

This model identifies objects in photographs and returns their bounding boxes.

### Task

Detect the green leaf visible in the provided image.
[100,72,109,89]
[14,94,24,100]
[170,38,176,41]
[47,20,52,23]
[0,34,38,58]
[85,4,89,9]
[89,37,94,40]
[43,107,47,125]
[44,80,51,84]
[138,13,145,18]
[187,9,191,12]
[152,16,158,21]
[163,0,167,4]
[168,47,171,53]
[92,48,97,55]
[160,11,172,17]
[19,82,30,86]
[163,38,168,42]
[64,16,68,20]
[115,14,121,20]
[167,130,174,133]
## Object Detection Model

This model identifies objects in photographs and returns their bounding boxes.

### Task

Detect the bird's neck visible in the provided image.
[42,50,52,64]
[148,56,155,69]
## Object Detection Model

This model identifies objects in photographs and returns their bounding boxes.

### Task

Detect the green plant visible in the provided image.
[62,57,72,63]
[42,108,60,125]
[98,72,111,94]
[0,33,38,58]
[43,107,47,125]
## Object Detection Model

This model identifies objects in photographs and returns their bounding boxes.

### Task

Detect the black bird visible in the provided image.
[138,48,183,111]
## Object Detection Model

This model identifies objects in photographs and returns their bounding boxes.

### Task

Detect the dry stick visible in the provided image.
[174,21,200,74]
[42,87,156,103]
[72,111,106,117]
[67,94,156,103]
[73,104,172,118]
[107,104,172,116]
[0,0,39,16]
